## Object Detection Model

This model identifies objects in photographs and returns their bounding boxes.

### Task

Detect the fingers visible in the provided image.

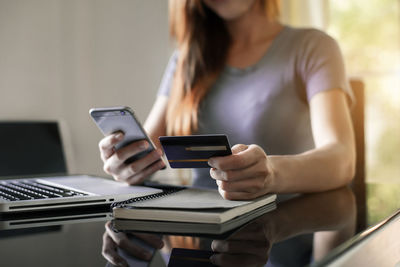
[218,187,263,200]
[124,159,165,185]
[210,252,266,267]
[210,160,269,182]
[231,143,248,154]
[102,227,128,267]
[112,140,150,163]
[104,222,153,261]
[133,233,164,249]
[226,221,267,241]
[215,176,266,195]
[208,144,271,200]
[114,150,165,185]
[208,144,262,171]
[99,133,151,166]
[211,239,270,266]
[102,137,165,184]
[104,140,150,170]
[211,239,268,255]
[99,132,124,162]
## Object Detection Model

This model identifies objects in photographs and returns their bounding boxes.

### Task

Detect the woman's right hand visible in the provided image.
[102,221,164,266]
[99,132,165,185]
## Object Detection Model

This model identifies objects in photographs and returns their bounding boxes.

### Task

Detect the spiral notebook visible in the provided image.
[112,203,276,235]
[112,186,276,224]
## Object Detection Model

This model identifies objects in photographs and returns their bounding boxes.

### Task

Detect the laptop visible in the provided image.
[0,121,162,213]
[0,205,112,231]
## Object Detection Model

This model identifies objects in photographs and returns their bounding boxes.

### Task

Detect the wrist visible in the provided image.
[266,156,279,193]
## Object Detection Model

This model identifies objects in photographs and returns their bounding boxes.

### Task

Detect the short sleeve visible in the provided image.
[157,50,179,97]
[298,30,354,105]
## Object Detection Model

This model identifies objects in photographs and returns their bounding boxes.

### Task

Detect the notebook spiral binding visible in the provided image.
[110,187,184,211]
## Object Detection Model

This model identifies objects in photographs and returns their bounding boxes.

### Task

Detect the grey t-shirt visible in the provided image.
[158,26,353,189]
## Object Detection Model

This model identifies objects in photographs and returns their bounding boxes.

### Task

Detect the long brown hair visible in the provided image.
[167,0,280,135]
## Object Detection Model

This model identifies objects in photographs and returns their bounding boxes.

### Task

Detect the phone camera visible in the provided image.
[120,111,126,115]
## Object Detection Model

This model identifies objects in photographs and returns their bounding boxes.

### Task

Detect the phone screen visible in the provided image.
[90,107,155,164]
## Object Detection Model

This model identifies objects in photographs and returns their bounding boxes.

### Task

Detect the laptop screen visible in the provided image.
[0,122,67,178]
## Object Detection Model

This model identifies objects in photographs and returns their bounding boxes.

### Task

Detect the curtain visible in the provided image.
[280,0,330,30]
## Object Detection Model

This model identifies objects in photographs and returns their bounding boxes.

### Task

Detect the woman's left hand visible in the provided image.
[208,144,275,200]
[210,214,273,266]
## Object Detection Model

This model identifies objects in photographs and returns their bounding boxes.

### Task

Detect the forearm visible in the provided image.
[144,96,168,149]
[269,143,355,193]
[265,187,355,244]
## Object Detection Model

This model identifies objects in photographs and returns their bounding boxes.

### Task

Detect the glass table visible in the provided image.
[0,183,399,267]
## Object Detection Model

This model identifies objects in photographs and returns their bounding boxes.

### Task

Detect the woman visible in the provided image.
[99,0,355,200]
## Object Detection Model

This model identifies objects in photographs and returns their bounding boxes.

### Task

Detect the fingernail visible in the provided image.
[140,141,148,149]
[115,133,123,140]
[211,241,217,251]
[159,161,166,169]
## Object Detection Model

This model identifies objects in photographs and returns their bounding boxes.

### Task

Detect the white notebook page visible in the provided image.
[129,188,253,209]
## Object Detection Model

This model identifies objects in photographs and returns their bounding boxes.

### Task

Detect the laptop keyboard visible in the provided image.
[0,180,88,201]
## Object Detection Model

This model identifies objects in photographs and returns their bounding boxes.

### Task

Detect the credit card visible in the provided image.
[159,134,232,168]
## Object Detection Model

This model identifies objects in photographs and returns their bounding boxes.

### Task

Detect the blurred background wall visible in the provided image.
[0,0,171,176]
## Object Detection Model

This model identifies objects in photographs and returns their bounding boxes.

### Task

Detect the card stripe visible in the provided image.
[185,146,227,151]
[168,159,209,163]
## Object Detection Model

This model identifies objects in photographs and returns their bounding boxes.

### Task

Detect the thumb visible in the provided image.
[231,144,248,155]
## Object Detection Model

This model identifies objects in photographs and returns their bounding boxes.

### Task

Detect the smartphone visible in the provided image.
[89,106,157,164]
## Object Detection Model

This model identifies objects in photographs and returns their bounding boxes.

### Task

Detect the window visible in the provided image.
[327,0,400,223]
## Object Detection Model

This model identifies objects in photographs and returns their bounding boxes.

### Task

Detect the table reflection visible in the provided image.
[102,186,355,266]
